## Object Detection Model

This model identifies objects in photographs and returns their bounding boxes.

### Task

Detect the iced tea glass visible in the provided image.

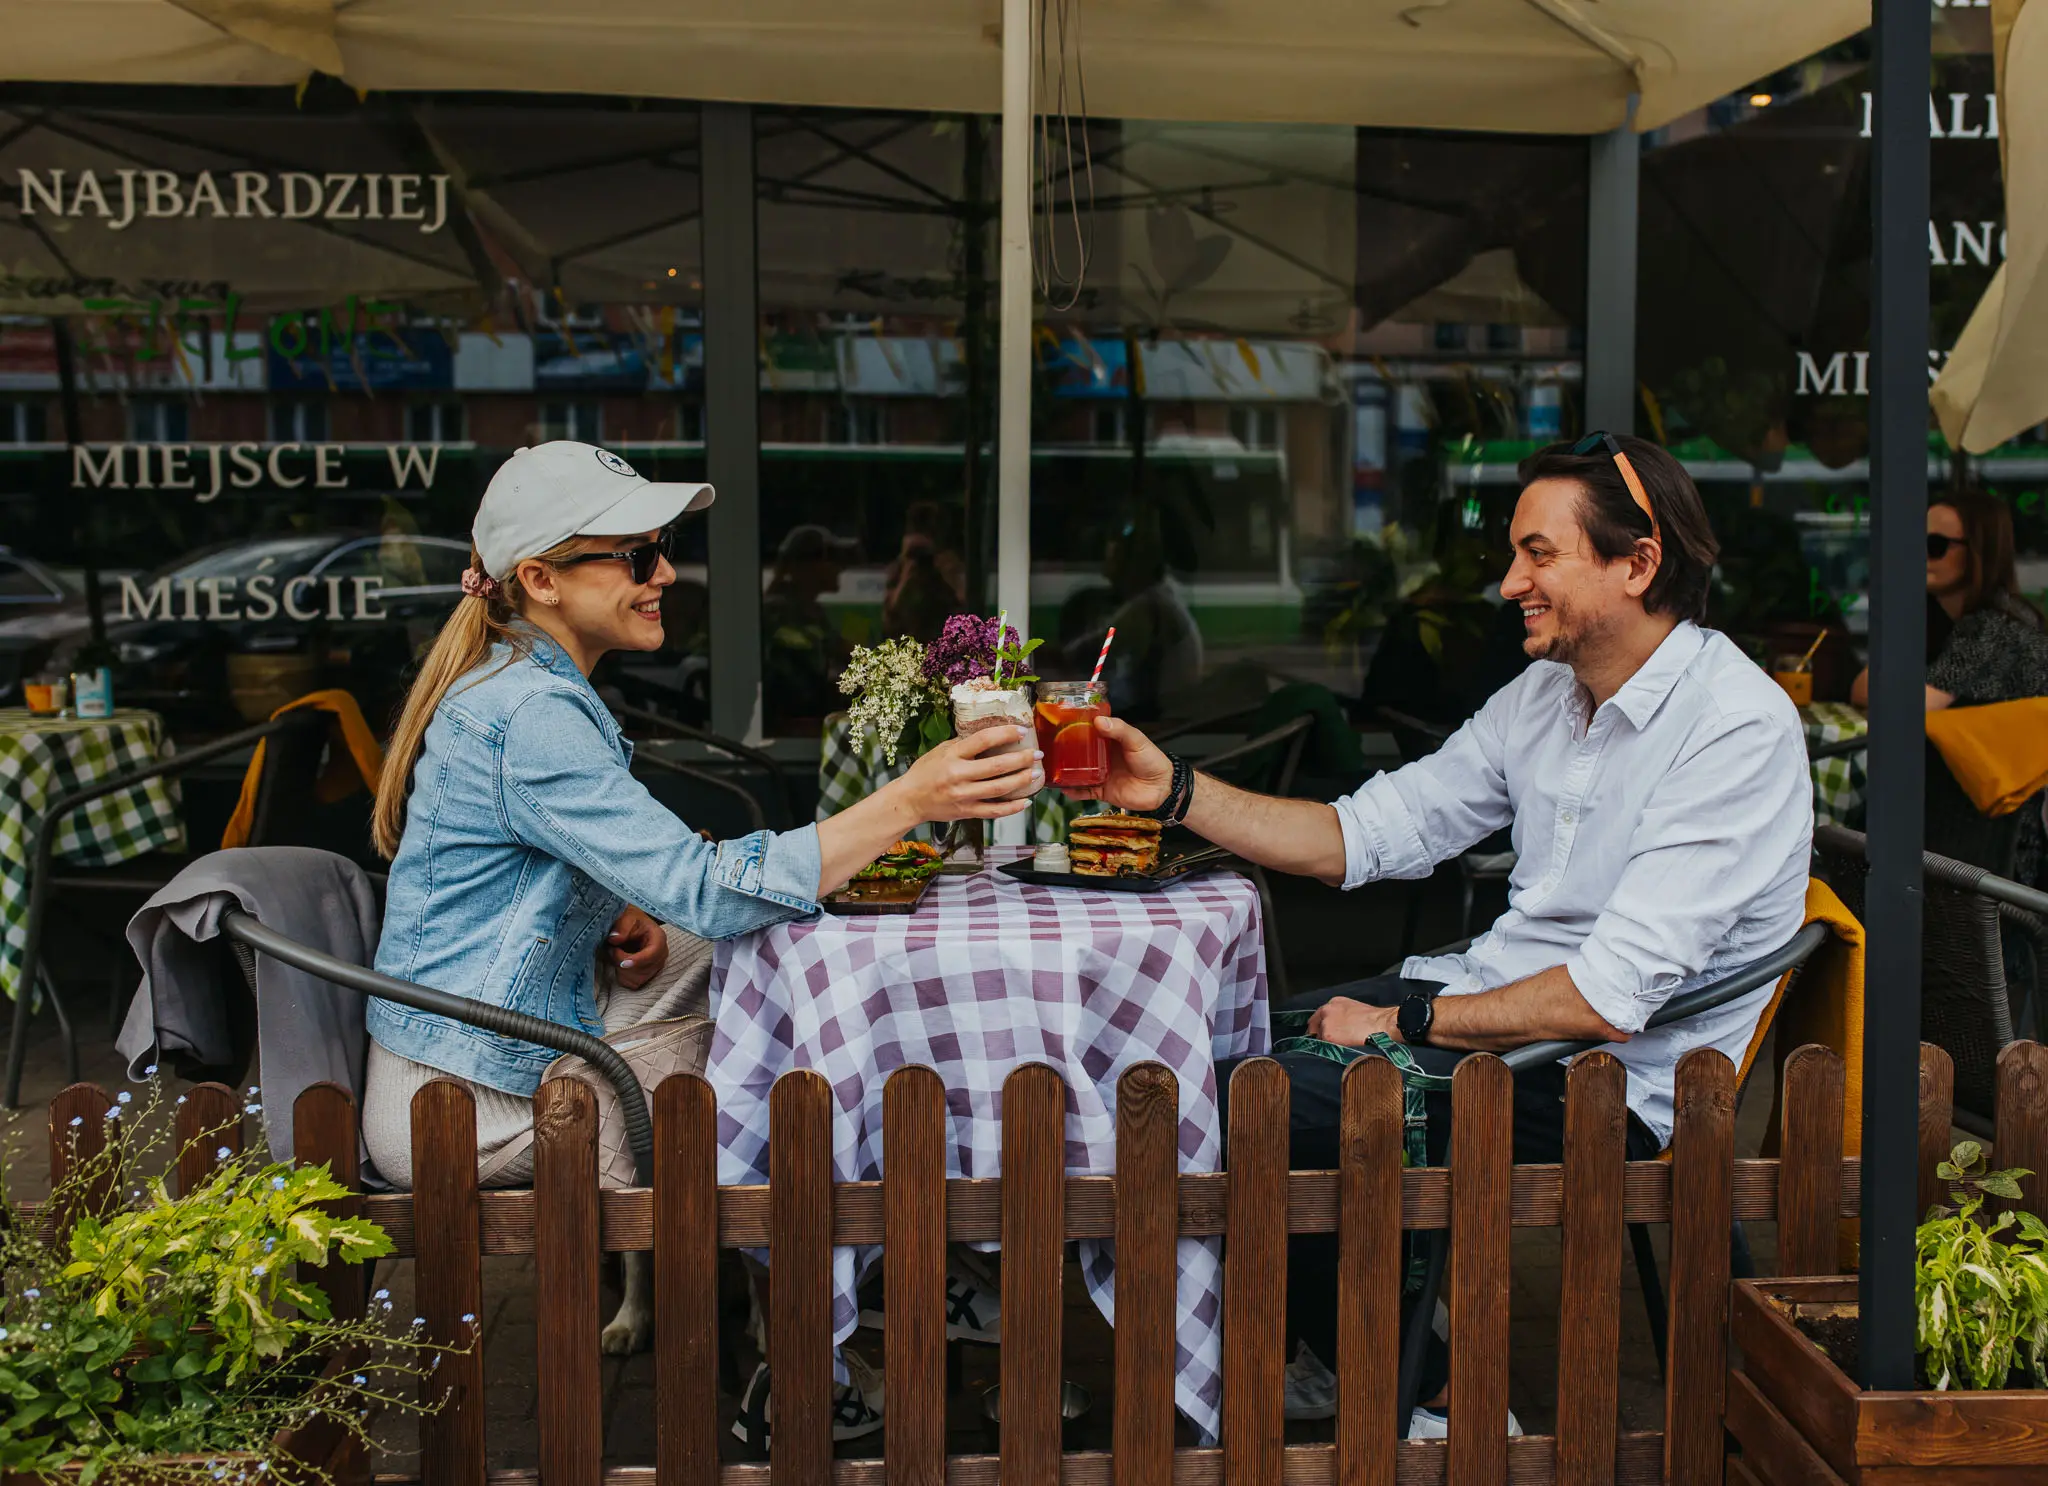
[1034,681,1110,789]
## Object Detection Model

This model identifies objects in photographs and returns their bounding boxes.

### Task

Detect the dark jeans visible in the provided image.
[1218,973,1663,1394]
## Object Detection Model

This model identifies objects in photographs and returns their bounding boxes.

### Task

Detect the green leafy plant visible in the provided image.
[992,636,1043,692]
[1916,1140,2048,1391]
[0,1081,467,1485]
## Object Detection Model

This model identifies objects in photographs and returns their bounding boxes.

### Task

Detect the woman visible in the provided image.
[1852,492,2048,713]
[361,439,1037,1216]
[1850,490,2048,883]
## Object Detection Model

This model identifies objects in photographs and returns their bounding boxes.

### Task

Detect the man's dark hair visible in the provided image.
[1516,435,1720,622]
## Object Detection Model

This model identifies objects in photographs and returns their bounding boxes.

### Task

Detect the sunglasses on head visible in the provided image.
[1927,533,1969,560]
[1570,430,1661,542]
[554,527,678,585]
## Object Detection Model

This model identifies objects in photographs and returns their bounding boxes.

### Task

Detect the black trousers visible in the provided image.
[1218,973,1662,1388]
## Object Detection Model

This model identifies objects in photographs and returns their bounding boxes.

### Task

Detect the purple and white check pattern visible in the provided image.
[708,851,1268,1441]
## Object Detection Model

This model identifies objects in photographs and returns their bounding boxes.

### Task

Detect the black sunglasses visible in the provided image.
[1927,533,1969,560]
[1570,429,1661,539]
[554,527,678,585]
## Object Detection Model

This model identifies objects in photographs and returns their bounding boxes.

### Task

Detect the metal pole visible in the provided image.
[1583,108,1640,435]
[702,102,764,743]
[1860,0,1930,1390]
[993,0,1034,847]
[996,0,1033,634]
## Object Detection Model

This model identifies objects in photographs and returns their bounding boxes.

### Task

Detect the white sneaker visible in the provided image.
[1406,1405,1524,1439]
[730,1351,886,1453]
[1283,1342,1338,1421]
[857,1250,1002,1343]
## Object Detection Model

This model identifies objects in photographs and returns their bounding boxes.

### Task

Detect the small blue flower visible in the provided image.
[116,1091,132,1105]
[252,1264,267,1277]
[352,1374,367,1386]
[262,1238,276,1252]
[431,1354,442,1370]
[40,1323,51,1331]
[104,1106,121,1120]
[244,1103,261,1115]
[176,1094,187,1105]
[270,1177,286,1191]
[68,1115,81,1127]
[461,1312,476,1325]
[144,1064,158,1076]
[256,1466,270,1475]
[216,1146,232,1160]
[0,1327,10,1340]
[246,1085,260,1096]
[413,1316,426,1328]
[24,1288,40,1300]
[374,1288,390,1301]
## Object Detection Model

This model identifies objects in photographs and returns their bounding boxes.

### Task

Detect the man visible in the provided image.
[1071,434,1813,1430]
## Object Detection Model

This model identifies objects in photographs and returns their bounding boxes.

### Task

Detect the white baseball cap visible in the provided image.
[472,441,715,579]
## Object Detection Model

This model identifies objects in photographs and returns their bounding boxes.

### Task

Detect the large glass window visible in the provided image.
[1637,8,2028,708]
[0,88,704,733]
[1029,122,1588,725]
[754,109,993,736]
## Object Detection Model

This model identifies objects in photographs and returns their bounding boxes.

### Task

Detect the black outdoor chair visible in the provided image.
[1390,920,1829,1433]
[608,698,799,834]
[1171,712,1315,1003]
[1375,707,1517,952]
[4,708,338,1108]
[1813,820,2048,1131]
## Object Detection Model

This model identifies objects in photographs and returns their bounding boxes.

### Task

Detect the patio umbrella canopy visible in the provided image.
[1930,0,2046,454]
[7,0,1866,137]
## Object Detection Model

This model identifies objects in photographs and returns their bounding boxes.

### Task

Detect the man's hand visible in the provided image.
[1063,715,1174,812]
[607,904,668,991]
[1306,996,1401,1048]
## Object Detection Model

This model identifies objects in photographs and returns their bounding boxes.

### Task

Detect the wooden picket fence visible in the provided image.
[40,1038,2048,1486]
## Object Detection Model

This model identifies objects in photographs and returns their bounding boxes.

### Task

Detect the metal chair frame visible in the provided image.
[609,700,798,830]
[1394,920,1830,1432]
[4,712,329,1108]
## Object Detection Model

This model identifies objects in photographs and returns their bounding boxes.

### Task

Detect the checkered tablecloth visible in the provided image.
[816,711,1084,844]
[708,850,1269,1442]
[0,708,184,1001]
[1802,702,1868,828]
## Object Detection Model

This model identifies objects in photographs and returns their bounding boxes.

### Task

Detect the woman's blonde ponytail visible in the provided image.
[371,539,579,858]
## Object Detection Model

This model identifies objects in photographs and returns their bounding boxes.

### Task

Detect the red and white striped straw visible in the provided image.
[1088,627,1117,691]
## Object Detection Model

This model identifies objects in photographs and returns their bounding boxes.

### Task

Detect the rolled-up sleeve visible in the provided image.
[1564,710,1811,1033]
[1331,691,1515,890]
[499,689,822,936]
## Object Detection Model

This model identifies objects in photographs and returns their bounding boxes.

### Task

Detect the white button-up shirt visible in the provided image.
[1332,621,1812,1144]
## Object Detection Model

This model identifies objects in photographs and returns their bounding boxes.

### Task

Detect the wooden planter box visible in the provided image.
[1728,1275,2048,1485]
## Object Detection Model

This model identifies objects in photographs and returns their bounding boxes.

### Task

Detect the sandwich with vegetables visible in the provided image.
[853,839,945,882]
[1067,814,1162,876]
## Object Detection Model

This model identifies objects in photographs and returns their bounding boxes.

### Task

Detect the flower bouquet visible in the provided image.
[838,614,1041,865]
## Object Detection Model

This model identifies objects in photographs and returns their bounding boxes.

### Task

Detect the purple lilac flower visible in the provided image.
[921,614,1022,688]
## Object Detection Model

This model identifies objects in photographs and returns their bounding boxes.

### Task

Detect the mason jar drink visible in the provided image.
[950,679,1038,801]
[1034,680,1110,789]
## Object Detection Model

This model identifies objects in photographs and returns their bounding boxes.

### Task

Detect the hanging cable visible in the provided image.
[1033,0,1094,313]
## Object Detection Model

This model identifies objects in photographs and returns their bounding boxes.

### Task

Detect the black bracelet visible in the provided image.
[1142,753,1193,825]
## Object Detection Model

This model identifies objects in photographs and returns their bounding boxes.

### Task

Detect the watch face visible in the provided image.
[1399,995,1430,1042]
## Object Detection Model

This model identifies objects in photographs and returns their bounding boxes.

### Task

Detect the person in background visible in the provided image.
[1851,491,2048,715]
[1850,492,2048,885]
[1059,510,1204,720]
[881,499,967,642]
[761,524,858,728]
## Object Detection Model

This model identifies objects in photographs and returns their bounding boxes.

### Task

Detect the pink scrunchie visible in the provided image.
[460,567,501,599]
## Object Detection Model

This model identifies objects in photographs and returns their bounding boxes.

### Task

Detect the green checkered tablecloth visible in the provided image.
[0,708,185,1001]
[1802,701,1868,829]
[816,712,1083,844]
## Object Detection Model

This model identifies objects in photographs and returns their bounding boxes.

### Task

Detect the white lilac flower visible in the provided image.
[838,636,946,766]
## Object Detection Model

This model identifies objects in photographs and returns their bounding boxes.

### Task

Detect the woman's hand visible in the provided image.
[606,904,668,991]
[896,727,1042,823]
[1062,715,1174,813]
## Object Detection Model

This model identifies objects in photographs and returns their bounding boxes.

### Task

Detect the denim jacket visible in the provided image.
[368,636,822,1095]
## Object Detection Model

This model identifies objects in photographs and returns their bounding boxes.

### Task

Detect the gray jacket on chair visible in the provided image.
[117,847,380,1164]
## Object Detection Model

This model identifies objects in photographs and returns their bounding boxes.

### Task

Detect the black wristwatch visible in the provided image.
[1396,992,1436,1046]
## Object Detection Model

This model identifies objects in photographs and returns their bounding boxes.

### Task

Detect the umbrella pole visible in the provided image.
[50,318,107,647]
[993,0,1033,846]
[1859,0,1931,1391]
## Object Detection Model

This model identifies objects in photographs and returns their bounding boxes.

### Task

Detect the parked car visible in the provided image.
[0,532,469,730]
